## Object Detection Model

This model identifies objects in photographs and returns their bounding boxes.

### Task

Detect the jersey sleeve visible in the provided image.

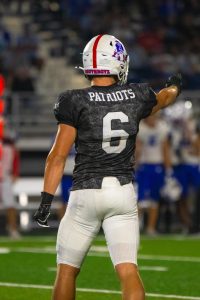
[54,91,79,128]
[138,83,157,119]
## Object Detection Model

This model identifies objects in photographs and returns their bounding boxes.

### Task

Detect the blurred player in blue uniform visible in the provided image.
[170,117,191,230]
[136,114,170,235]
[162,116,189,232]
[34,34,182,300]
[164,103,200,233]
[180,118,200,233]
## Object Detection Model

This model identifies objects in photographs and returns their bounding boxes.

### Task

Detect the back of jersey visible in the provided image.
[54,82,156,190]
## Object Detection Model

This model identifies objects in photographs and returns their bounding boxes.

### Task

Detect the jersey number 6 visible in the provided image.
[102,112,129,154]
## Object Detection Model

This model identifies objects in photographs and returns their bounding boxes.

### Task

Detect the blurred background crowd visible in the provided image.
[0,0,200,238]
[1,0,200,90]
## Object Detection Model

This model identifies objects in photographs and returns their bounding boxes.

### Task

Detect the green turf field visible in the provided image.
[0,235,200,300]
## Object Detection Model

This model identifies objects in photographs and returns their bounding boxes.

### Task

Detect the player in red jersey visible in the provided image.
[0,135,20,239]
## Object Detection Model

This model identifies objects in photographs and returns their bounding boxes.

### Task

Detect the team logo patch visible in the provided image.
[112,40,127,62]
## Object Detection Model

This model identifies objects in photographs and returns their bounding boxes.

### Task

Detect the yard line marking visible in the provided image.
[0,235,199,243]
[48,266,168,272]
[0,282,200,300]
[88,252,200,263]
[11,247,200,263]
[141,235,200,241]
[0,282,52,290]
[88,252,109,257]
[94,234,200,241]
[146,293,200,299]
[48,267,57,272]
[0,248,10,254]
[0,237,56,242]
[139,266,168,272]
[13,247,110,255]
[139,254,200,263]
[15,247,56,254]
[90,245,108,252]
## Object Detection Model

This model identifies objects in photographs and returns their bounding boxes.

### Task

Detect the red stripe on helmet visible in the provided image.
[92,34,104,68]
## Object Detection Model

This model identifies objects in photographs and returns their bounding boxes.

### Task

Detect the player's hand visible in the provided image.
[165,73,182,96]
[34,192,54,227]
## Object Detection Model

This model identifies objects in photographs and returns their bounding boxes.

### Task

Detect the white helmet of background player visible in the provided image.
[80,34,129,85]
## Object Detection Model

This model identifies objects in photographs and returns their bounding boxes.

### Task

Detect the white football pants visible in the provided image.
[56,177,139,268]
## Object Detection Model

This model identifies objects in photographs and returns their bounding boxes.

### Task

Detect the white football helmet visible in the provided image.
[80,34,129,85]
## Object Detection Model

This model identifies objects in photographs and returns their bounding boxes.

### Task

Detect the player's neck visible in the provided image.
[91,76,117,87]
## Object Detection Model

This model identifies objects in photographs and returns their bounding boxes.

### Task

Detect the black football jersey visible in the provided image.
[54,83,157,190]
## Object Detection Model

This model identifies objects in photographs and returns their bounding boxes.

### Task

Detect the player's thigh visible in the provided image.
[57,189,101,268]
[102,183,139,266]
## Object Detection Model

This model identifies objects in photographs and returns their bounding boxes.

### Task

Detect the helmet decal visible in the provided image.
[92,34,104,68]
[112,40,127,62]
[114,40,124,53]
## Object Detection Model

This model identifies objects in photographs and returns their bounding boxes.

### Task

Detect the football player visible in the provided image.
[166,115,191,233]
[193,121,200,233]
[179,117,200,233]
[0,133,20,239]
[34,34,182,300]
[136,114,170,236]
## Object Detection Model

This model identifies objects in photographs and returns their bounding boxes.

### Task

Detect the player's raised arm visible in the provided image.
[151,74,182,115]
[34,124,76,227]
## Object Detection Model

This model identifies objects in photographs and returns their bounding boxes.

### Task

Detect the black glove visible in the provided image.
[165,73,182,95]
[34,192,54,227]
